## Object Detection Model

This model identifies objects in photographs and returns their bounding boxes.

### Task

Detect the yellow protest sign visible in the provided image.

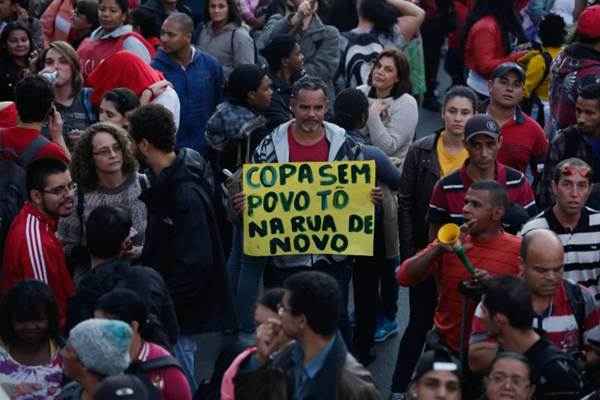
[243,161,375,256]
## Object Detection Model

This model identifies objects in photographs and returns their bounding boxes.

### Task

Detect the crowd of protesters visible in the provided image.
[3,0,600,399]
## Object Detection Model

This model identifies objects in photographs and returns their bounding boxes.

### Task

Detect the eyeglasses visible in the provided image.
[93,143,122,158]
[42,182,77,197]
[488,372,530,389]
[560,164,591,178]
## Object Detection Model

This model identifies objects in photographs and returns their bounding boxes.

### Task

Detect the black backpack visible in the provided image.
[564,279,586,345]
[336,31,383,89]
[125,355,184,399]
[0,134,49,270]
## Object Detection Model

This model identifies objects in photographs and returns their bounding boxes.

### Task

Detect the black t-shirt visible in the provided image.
[524,337,583,400]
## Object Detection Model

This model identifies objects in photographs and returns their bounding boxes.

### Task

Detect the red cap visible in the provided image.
[577,5,600,39]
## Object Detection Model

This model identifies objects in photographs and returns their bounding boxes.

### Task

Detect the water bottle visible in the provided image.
[40,70,58,84]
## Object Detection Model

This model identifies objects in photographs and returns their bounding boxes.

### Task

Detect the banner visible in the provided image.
[243,161,375,256]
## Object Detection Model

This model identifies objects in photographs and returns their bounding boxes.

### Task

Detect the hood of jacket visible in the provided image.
[148,148,214,196]
[552,43,600,82]
[270,120,349,162]
[90,24,133,40]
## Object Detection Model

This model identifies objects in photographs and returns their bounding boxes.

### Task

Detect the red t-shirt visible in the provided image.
[397,232,521,352]
[288,126,329,162]
[497,112,548,174]
[0,102,17,128]
[137,342,192,400]
[0,126,69,164]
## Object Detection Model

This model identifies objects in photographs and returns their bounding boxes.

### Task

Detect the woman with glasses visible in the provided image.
[484,352,535,400]
[58,122,147,281]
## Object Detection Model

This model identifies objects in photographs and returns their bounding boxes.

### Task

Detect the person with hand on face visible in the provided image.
[483,352,535,400]
[523,158,600,300]
[397,180,522,356]
[98,88,140,130]
[391,85,477,399]
[0,281,64,400]
[35,41,96,151]
[428,114,537,237]
[540,83,600,208]
[197,0,255,80]
[469,228,600,373]
[406,349,462,400]
[1,158,75,329]
[485,62,548,177]
[0,22,35,101]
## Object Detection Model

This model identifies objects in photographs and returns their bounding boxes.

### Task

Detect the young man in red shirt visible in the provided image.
[1,158,76,329]
[397,180,521,354]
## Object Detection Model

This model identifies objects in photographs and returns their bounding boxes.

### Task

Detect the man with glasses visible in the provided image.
[470,228,600,373]
[478,276,584,399]
[1,158,75,330]
[484,352,535,400]
[521,158,600,300]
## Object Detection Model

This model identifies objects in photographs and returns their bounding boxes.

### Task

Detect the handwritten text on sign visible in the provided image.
[243,161,375,256]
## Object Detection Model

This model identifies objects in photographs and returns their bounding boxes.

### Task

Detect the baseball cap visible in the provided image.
[412,349,462,382]
[464,114,501,143]
[577,5,600,39]
[491,62,525,82]
[94,375,149,400]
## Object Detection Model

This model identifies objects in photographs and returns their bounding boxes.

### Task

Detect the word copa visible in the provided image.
[245,163,372,188]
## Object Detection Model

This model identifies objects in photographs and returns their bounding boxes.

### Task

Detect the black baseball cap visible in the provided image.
[94,375,150,400]
[464,114,501,143]
[412,349,463,382]
[491,62,525,82]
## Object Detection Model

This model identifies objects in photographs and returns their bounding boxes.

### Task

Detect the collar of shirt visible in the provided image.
[304,337,335,379]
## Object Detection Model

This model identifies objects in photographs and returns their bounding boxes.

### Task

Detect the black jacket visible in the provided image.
[264,72,292,131]
[66,259,179,346]
[140,148,236,334]
[140,0,193,26]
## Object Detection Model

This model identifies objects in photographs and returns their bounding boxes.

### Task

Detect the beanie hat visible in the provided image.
[226,64,267,102]
[577,5,600,39]
[69,319,133,377]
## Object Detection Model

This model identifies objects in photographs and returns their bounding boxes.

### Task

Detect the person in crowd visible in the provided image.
[58,123,147,275]
[539,83,600,208]
[94,289,191,400]
[87,50,181,129]
[256,271,379,399]
[397,180,521,355]
[0,280,64,399]
[479,276,584,399]
[358,49,417,169]
[338,0,424,89]
[246,76,381,346]
[483,352,535,400]
[428,114,537,236]
[522,13,566,130]
[128,103,235,390]
[59,319,133,399]
[34,41,96,149]
[237,0,270,30]
[205,64,272,334]
[522,158,600,299]
[404,349,462,400]
[390,85,477,398]
[333,87,402,364]
[0,75,70,163]
[1,158,75,328]
[485,62,548,176]
[152,12,223,155]
[255,0,340,98]
[139,0,192,29]
[66,205,178,346]
[259,33,304,130]
[219,288,289,400]
[131,5,161,50]
[0,0,43,48]
[527,0,576,28]
[549,5,600,139]
[197,0,255,80]
[69,0,99,50]
[77,0,154,78]
[462,0,528,98]
[97,88,140,130]
[93,374,150,400]
[470,229,600,372]
[40,0,76,43]
[0,22,35,101]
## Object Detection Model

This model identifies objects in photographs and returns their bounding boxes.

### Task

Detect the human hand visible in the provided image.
[231,192,245,215]
[370,186,383,206]
[256,318,287,363]
[48,106,64,141]
[140,80,172,105]
[369,100,388,118]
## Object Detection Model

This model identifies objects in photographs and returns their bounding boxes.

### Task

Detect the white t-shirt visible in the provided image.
[152,86,181,131]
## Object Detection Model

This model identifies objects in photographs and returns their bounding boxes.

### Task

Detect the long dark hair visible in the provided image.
[357,0,399,37]
[367,48,412,99]
[204,0,242,26]
[461,0,526,56]
[0,21,34,61]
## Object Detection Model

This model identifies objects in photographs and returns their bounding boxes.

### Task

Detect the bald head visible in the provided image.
[164,12,194,34]
[520,229,564,264]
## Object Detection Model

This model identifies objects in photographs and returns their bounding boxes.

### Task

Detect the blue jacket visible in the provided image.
[152,48,224,155]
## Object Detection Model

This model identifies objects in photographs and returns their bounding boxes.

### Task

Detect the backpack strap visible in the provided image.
[136,355,183,373]
[563,280,586,344]
[17,136,50,166]
[80,87,95,124]
[230,28,237,63]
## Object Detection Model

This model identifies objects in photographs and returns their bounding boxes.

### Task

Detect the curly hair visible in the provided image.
[71,122,138,192]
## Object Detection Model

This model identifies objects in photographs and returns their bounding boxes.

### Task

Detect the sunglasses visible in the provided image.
[560,165,591,178]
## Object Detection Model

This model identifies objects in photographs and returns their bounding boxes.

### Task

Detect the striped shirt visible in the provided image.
[520,207,600,300]
[429,160,538,227]
[470,280,600,353]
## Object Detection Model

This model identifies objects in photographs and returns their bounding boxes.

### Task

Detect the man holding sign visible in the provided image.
[234,76,381,345]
